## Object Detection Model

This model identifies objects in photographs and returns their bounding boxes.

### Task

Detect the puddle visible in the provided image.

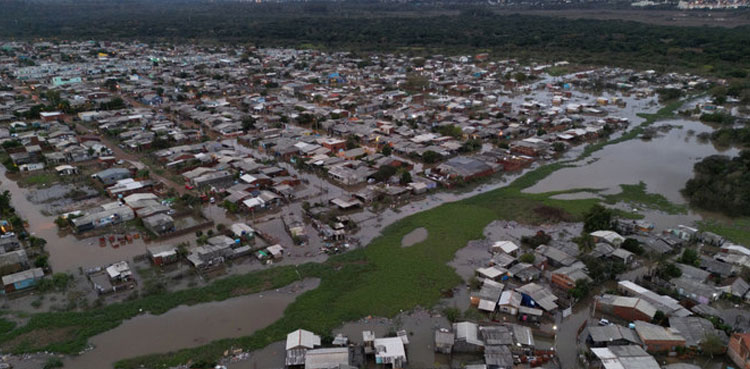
[401,227,428,247]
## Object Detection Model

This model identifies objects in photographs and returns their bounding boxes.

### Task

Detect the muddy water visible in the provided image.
[401,227,428,247]
[525,119,740,204]
[64,278,319,369]
[0,166,202,272]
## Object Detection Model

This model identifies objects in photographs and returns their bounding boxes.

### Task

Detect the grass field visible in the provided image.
[698,218,750,246]
[17,173,58,187]
[0,99,698,368]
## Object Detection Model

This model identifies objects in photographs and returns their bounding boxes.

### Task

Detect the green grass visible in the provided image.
[697,218,750,246]
[18,173,58,187]
[603,182,687,215]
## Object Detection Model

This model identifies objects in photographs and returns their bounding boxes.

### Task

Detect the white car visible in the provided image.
[598,319,611,326]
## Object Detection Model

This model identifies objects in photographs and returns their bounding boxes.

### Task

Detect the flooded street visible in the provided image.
[0,165,193,272]
[64,278,319,369]
[526,119,740,204]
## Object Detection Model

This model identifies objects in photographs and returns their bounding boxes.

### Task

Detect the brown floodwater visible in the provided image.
[64,278,319,369]
[0,165,199,272]
[525,119,740,204]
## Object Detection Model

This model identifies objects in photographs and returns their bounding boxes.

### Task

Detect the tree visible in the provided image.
[552,142,566,153]
[570,279,591,300]
[521,231,551,249]
[242,116,256,131]
[399,170,412,186]
[583,204,612,233]
[679,248,699,266]
[443,307,461,323]
[700,333,725,357]
[422,150,440,164]
[657,262,682,280]
[519,253,535,264]
[574,234,596,253]
[652,310,667,326]
[622,238,644,255]
[380,144,392,156]
[370,165,397,183]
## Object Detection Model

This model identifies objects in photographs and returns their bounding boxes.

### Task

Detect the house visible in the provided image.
[93,167,132,185]
[633,321,686,353]
[470,279,504,312]
[106,261,133,282]
[435,156,495,182]
[484,345,513,369]
[591,230,625,246]
[668,316,727,350]
[617,281,692,318]
[595,294,657,322]
[147,244,178,266]
[0,249,26,275]
[230,223,255,239]
[497,290,522,315]
[0,235,21,253]
[304,347,352,369]
[142,213,175,236]
[106,178,154,198]
[590,345,660,369]
[587,324,643,347]
[535,245,576,267]
[671,276,720,304]
[70,203,135,233]
[453,322,484,352]
[728,332,750,369]
[55,165,79,176]
[719,277,750,300]
[90,260,135,295]
[192,170,234,190]
[186,243,233,269]
[480,325,513,346]
[285,329,321,367]
[1,268,44,294]
[516,283,558,312]
[550,261,591,291]
[374,337,407,368]
[434,328,455,354]
[491,241,519,256]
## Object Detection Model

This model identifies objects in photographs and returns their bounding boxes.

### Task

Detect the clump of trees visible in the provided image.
[521,231,551,249]
[583,204,613,233]
[682,150,750,216]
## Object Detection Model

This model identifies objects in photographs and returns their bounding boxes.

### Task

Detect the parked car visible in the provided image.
[598,319,611,326]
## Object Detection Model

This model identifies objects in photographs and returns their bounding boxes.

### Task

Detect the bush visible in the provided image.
[442,307,461,323]
[583,204,613,233]
[521,231,551,249]
[519,253,535,263]
[678,248,699,266]
[621,238,644,255]
[43,357,63,369]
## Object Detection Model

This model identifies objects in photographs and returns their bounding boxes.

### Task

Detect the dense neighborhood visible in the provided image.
[0,40,748,369]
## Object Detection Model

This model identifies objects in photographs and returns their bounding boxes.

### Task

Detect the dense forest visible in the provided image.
[0,1,749,76]
[682,150,750,216]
